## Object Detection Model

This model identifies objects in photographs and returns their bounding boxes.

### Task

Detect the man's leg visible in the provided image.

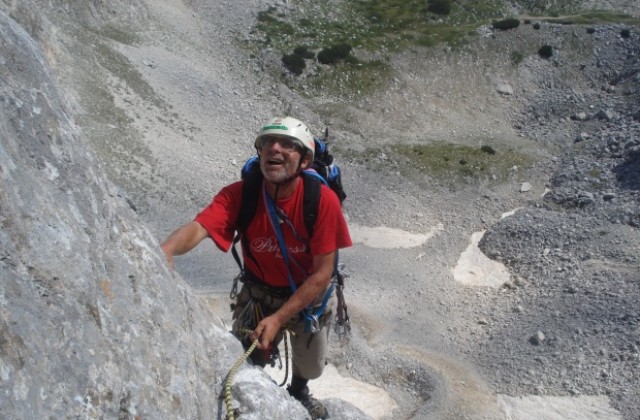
[287,295,335,419]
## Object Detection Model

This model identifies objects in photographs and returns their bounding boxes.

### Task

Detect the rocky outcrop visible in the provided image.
[0,10,309,419]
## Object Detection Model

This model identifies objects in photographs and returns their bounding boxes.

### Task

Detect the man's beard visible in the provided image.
[260,155,301,185]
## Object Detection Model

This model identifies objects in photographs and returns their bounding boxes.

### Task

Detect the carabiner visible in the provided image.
[309,314,321,334]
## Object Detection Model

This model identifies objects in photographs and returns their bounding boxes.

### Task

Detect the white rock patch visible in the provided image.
[453,230,510,287]
[349,223,442,249]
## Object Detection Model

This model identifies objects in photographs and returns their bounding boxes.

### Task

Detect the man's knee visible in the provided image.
[291,330,329,379]
[293,356,326,380]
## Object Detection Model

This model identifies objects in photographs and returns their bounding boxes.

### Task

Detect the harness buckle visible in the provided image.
[309,314,321,334]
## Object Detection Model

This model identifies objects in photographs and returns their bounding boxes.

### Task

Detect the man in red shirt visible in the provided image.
[161,117,352,419]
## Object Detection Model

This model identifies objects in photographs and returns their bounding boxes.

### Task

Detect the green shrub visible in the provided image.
[427,0,452,16]
[317,49,338,65]
[282,53,306,75]
[621,28,631,38]
[480,145,496,155]
[510,50,525,65]
[293,45,315,59]
[257,10,278,24]
[492,18,520,31]
[586,27,596,34]
[538,45,553,59]
[317,43,353,65]
[331,43,353,59]
[533,22,541,30]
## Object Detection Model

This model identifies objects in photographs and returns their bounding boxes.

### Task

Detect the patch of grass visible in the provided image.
[532,11,639,25]
[245,0,509,97]
[305,59,392,98]
[392,142,532,185]
[250,0,506,55]
[245,1,639,99]
[570,11,639,25]
[510,50,525,65]
[345,142,533,186]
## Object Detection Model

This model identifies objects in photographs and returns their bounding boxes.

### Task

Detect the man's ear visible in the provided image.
[300,152,312,169]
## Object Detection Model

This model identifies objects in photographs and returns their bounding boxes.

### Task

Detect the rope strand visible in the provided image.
[224,329,258,420]
[224,328,292,419]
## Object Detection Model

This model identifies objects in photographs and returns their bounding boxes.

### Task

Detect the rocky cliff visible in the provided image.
[0,8,313,419]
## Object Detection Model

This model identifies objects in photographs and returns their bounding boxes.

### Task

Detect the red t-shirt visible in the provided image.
[195,178,352,287]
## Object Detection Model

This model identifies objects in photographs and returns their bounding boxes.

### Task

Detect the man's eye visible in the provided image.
[281,139,295,149]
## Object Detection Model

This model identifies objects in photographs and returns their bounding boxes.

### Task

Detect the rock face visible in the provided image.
[0,10,310,419]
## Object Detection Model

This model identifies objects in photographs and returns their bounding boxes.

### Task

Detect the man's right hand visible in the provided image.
[160,221,209,269]
[251,315,284,350]
[161,244,176,270]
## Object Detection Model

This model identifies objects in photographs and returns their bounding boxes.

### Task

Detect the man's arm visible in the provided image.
[251,251,335,349]
[160,221,209,269]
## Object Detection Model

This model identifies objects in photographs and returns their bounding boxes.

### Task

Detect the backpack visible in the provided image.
[230,128,351,336]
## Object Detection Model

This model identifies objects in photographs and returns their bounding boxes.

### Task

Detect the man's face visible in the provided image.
[258,135,310,184]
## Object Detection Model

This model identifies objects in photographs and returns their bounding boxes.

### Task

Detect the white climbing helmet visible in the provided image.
[255,117,315,160]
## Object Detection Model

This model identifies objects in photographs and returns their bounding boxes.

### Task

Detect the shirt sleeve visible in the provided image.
[309,185,353,256]
[194,181,243,252]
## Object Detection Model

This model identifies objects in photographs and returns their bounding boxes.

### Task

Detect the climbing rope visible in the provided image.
[224,329,258,420]
[224,328,292,420]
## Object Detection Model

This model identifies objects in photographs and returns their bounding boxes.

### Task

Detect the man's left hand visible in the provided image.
[252,315,282,350]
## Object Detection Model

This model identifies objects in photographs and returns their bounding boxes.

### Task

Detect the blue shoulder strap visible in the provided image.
[263,183,334,334]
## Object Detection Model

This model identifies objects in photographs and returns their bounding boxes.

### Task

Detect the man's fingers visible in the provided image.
[251,325,263,343]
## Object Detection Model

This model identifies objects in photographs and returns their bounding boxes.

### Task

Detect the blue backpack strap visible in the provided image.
[263,181,333,334]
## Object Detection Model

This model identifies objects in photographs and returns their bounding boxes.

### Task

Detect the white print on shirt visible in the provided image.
[251,236,307,258]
